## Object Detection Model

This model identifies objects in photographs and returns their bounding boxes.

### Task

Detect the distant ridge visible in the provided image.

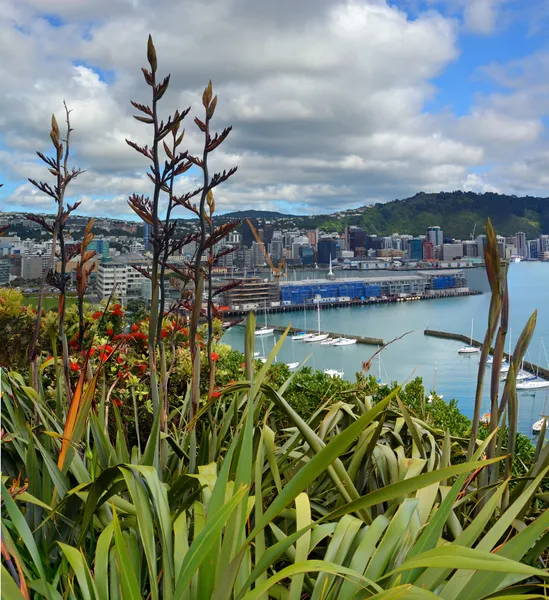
[4,191,549,238]
[217,209,291,219]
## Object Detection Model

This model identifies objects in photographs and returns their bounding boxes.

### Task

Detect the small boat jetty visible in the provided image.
[424,329,549,380]
[240,322,383,346]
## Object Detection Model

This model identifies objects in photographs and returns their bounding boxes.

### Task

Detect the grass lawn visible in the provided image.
[23,296,78,311]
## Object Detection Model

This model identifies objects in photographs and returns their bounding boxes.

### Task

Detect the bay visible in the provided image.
[222,263,549,437]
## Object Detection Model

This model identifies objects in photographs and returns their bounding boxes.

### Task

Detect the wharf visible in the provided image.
[424,329,549,380]
[224,289,481,317]
[240,323,383,346]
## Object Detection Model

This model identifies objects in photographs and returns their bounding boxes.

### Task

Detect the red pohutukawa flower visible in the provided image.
[106,328,113,336]
[161,329,169,339]
[69,362,80,372]
[131,324,139,332]
[92,311,102,320]
[210,352,219,362]
[211,391,221,398]
[116,356,124,364]
[112,398,122,407]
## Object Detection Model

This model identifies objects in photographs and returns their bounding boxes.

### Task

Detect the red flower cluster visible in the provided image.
[112,304,124,317]
[97,344,115,364]
[69,361,80,372]
[106,328,113,336]
[210,352,219,362]
[161,329,169,339]
[131,324,140,333]
[112,398,122,407]
[92,311,102,320]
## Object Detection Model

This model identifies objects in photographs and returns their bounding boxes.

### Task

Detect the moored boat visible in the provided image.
[334,338,357,346]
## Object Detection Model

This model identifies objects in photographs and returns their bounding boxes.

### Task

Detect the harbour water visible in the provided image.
[222,263,549,437]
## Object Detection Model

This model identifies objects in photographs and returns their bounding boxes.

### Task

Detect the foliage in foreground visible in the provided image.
[2,314,549,599]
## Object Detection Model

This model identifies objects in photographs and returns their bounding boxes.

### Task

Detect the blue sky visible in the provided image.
[2,0,549,219]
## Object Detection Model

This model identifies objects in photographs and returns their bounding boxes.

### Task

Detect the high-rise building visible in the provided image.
[317,239,337,264]
[408,238,423,260]
[426,226,443,246]
[422,241,435,260]
[516,232,527,259]
[299,245,315,265]
[143,223,152,252]
[251,241,266,267]
[349,227,366,252]
[528,239,539,259]
[262,223,274,247]
[0,258,10,285]
[241,219,257,248]
[269,239,284,263]
[89,238,111,261]
[365,235,383,251]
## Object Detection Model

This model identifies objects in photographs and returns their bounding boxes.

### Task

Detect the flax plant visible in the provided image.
[25,103,84,397]
[126,36,238,444]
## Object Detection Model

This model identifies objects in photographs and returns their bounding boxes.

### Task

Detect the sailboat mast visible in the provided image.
[317,302,320,334]
[470,318,474,346]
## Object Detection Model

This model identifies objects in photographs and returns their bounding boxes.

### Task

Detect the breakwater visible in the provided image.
[240,323,383,346]
[424,329,549,380]
[225,289,481,317]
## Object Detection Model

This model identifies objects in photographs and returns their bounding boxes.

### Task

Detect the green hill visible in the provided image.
[296,191,549,238]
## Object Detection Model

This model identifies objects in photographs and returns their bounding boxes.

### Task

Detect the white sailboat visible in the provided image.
[533,391,548,433]
[321,338,340,346]
[458,318,480,354]
[286,362,299,370]
[304,303,329,343]
[517,339,549,391]
[533,417,548,432]
[516,379,549,391]
[428,361,443,402]
[334,338,357,346]
[325,368,344,378]
[292,304,310,340]
[255,301,274,336]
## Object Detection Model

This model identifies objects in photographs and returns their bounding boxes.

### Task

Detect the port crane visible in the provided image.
[245,218,286,281]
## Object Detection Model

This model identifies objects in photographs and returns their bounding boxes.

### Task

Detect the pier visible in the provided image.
[424,329,549,380]
[239,323,384,346]
[224,289,481,317]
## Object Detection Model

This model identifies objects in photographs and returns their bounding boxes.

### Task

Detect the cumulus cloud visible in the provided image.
[1,0,548,218]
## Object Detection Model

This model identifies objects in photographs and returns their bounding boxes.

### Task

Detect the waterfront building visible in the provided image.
[528,239,539,259]
[220,277,279,309]
[426,226,443,246]
[278,270,468,305]
[317,239,337,264]
[442,243,463,260]
[462,240,478,258]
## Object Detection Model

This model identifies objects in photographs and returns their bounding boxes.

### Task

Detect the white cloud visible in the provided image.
[1,0,549,219]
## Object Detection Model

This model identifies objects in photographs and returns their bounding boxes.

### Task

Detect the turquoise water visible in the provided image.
[223,263,549,437]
